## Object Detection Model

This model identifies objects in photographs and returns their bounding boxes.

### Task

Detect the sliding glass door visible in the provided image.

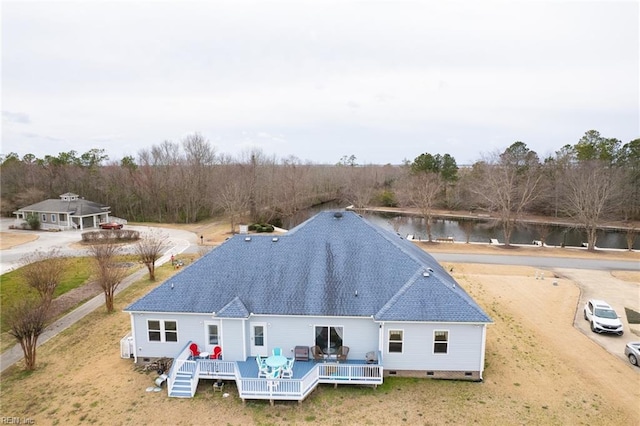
[315,326,343,355]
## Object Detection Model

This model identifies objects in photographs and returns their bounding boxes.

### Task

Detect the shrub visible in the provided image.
[249,223,274,233]
[25,214,40,230]
[81,229,140,243]
[375,189,398,207]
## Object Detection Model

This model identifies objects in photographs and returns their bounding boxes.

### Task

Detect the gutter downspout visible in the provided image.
[130,313,137,363]
[479,324,487,381]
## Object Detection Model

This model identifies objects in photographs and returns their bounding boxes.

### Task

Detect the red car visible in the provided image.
[100,222,123,230]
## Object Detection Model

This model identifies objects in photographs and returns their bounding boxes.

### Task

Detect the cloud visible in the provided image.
[22,132,62,142]
[2,111,30,124]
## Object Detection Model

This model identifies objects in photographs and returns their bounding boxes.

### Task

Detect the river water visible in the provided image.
[284,205,638,250]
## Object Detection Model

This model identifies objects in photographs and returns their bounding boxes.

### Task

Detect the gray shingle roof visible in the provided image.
[17,198,109,216]
[125,211,491,323]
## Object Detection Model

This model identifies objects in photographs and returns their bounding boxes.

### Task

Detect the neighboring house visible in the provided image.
[13,192,114,231]
[124,211,492,402]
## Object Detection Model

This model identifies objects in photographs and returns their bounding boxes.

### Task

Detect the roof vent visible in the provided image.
[272,237,279,242]
[244,236,251,242]
[427,267,434,273]
[333,212,343,219]
[423,272,430,277]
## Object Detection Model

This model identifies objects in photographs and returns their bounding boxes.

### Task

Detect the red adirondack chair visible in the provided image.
[211,346,222,359]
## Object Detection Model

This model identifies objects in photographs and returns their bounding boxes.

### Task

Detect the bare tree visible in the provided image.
[341,165,380,213]
[389,215,407,234]
[88,242,128,312]
[135,228,169,280]
[20,248,66,308]
[7,299,49,370]
[472,143,542,247]
[218,179,250,234]
[625,227,637,251]
[273,156,311,219]
[406,173,443,242]
[181,133,218,223]
[458,219,475,244]
[562,161,622,251]
[532,223,552,247]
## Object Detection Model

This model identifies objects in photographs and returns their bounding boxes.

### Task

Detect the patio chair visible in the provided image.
[336,346,349,362]
[256,355,270,378]
[189,343,200,359]
[268,366,282,379]
[272,347,282,356]
[281,358,295,379]
[211,345,222,359]
[365,351,378,364]
[311,345,324,361]
[256,354,268,368]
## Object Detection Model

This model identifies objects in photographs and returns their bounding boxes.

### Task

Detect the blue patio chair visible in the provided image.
[268,366,282,379]
[266,368,281,391]
[272,347,282,356]
[256,355,269,378]
[281,358,295,379]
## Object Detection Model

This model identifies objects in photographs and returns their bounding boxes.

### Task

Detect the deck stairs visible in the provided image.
[169,371,195,398]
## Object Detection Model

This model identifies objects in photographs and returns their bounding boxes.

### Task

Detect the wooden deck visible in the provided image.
[166,343,383,403]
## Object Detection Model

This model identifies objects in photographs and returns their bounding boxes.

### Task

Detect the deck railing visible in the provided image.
[162,343,384,402]
[236,361,383,402]
[167,341,196,395]
[237,369,319,401]
[197,359,236,379]
[317,363,383,385]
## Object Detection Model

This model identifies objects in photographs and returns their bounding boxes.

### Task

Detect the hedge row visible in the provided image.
[248,223,275,233]
[81,229,140,243]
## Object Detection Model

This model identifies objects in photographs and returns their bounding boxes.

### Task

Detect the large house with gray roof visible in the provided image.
[124,211,491,401]
[13,192,113,230]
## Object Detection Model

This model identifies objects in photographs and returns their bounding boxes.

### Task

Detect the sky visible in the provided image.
[1,1,638,166]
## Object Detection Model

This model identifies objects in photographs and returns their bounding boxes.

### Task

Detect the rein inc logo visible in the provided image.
[1,418,35,425]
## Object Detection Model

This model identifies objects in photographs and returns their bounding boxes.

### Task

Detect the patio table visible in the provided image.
[322,347,338,361]
[265,355,287,369]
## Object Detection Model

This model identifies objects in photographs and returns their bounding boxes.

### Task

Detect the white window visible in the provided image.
[41,214,47,223]
[388,330,403,353]
[434,330,449,354]
[208,324,219,345]
[147,320,178,342]
[51,214,57,223]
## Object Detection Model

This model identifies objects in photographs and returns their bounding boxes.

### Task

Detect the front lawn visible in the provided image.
[0,257,94,333]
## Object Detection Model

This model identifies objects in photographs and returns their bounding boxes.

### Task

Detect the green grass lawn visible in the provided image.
[1,255,141,333]
[0,257,94,332]
[0,254,185,353]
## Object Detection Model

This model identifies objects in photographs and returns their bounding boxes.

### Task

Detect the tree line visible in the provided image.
[1,130,638,248]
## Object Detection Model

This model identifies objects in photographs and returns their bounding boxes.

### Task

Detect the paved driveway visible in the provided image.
[433,252,640,365]
[559,269,640,363]
[0,218,198,275]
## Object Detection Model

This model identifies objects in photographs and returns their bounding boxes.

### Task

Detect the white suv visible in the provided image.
[583,299,624,336]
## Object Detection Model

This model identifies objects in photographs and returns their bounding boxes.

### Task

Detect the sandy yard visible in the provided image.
[1,220,639,425]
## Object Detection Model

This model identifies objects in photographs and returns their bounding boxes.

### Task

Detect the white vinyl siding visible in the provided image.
[382,322,486,372]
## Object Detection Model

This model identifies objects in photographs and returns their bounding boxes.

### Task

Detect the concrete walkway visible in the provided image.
[0,239,192,373]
